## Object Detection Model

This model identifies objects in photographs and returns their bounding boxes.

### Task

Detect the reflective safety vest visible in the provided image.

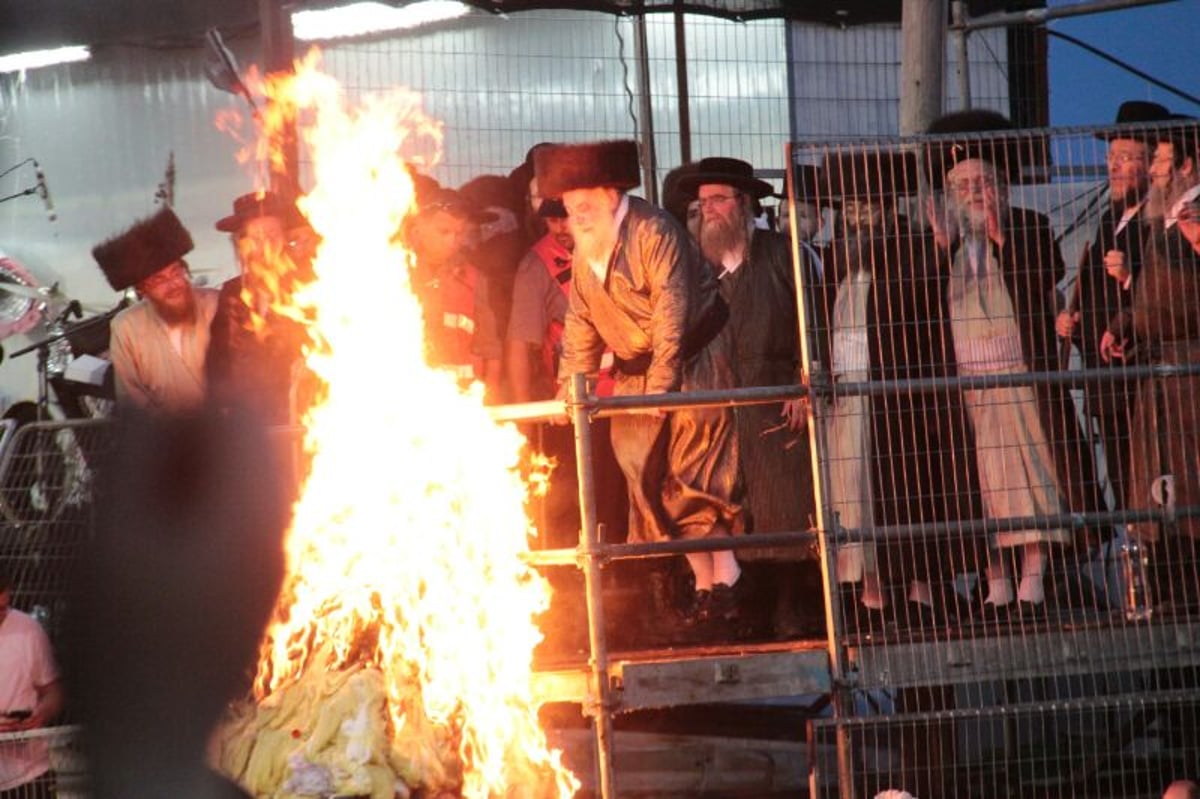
[420,261,483,382]
[531,236,614,397]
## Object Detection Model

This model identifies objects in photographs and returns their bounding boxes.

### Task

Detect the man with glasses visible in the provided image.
[676,157,819,638]
[926,110,1102,619]
[95,207,219,413]
[1058,101,1170,510]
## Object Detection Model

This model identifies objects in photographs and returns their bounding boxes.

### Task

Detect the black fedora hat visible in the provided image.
[791,163,823,205]
[1097,100,1175,143]
[924,109,1031,191]
[674,157,775,199]
[818,148,918,205]
[216,191,305,233]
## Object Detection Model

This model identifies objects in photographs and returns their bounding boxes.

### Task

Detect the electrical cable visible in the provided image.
[1047,28,1200,110]
[613,15,641,140]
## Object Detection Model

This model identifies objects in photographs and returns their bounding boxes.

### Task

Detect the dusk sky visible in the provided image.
[1046,0,1200,126]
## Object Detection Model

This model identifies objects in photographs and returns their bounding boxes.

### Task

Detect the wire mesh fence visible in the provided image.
[792,115,1200,797]
[0,420,114,654]
[0,727,84,799]
[811,691,1200,799]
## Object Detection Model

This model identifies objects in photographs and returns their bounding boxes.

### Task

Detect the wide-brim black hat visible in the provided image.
[216,191,305,233]
[534,140,641,198]
[459,174,522,216]
[924,109,1027,191]
[1151,115,1200,159]
[818,148,918,205]
[661,162,700,226]
[790,164,823,205]
[92,207,194,291]
[674,157,775,199]
[1096,100,1174,142]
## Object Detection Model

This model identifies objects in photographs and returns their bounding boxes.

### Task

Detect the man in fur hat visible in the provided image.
[926,110,1103,618]
[676,156,819,637]
[95,207,219,413]
[535,139,746,629]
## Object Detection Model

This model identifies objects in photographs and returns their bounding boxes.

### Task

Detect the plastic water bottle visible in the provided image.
[1119,540,1153,622]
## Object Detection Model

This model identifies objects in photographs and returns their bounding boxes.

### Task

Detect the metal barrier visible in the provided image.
[0,726,85,799]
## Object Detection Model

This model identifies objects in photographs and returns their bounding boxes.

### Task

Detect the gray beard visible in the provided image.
[699,215,748,265]
[1145,173,1197,220]
[576,228,617,267]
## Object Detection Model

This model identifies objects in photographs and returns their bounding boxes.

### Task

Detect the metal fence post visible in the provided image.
[570,372,617,799]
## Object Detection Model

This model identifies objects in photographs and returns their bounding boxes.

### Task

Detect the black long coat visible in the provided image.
[718,229,817,554]
[819,223,980,534]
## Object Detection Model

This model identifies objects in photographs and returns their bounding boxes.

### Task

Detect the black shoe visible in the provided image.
[678,588,712,628]
[705,582,740,623]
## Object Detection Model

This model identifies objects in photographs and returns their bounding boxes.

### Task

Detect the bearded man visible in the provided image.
[95,207,219,413]
[927,110,1103,618]
[1104,121,1200,611]
[675,157,819,636]
[536,140,746,628]
[1057,101,1171,507]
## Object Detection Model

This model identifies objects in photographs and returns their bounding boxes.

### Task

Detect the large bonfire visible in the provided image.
[215,51,579,799]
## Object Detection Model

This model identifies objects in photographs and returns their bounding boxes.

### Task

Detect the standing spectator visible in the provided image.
[926,110,1103,617]
[207,191,312,423]
[407,187,504,401]
[818,147,975,628]
[0,572,64,799]
[1108,121,1200,610]
[1058,100,1170,509]
[676,157,820,636]
[536,140,746,630]
[94,208,219,413]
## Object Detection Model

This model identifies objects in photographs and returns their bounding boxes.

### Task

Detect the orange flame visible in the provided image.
[234,50,578,798]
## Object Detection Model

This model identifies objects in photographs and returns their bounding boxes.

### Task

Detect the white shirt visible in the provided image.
[1166,183,1200,230]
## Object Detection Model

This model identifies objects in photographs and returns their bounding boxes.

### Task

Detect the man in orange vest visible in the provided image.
[408,187,503,401]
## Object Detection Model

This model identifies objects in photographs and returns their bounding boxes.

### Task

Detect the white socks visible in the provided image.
[685,551,741,592]
[712,550,742,587]
[685,552,715,592]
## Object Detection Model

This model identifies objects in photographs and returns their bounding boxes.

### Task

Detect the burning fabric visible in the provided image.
[213,52,578,799]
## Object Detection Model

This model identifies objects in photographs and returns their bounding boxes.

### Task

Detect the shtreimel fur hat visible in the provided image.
[92,207,194,291]
[534,140,641,199]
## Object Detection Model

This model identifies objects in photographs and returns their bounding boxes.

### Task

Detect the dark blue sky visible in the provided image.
[1047,0,1200,126]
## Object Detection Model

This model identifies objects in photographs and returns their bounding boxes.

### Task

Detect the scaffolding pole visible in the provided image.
[570,373,617,799]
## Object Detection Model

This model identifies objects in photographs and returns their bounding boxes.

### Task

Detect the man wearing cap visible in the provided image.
[676,156,819,636]
[1057,101,1168,508]
[407,186,503,400]
[535,140,746,629]
[926,110,1103,616]
[1107,121,1200,607]
[95,207,220,413]
[207,191,312,423]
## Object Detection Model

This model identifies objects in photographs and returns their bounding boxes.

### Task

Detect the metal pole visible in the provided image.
[570,372,617,799]
[673,4,693,165]
[952,1,973,110]
[899,0,946,135]
[785,144,855,799]
[633,15,659,205]
[956,0,1176,31]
